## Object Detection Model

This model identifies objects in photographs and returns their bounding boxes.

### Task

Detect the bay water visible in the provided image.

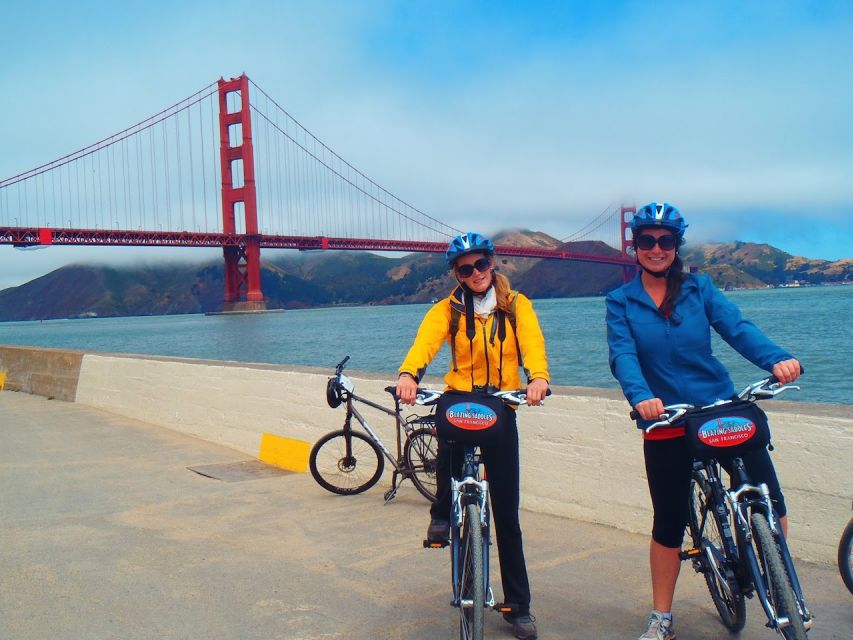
[1,285,850,406]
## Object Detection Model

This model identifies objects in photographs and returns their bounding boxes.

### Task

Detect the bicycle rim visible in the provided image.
[838,517,853,595]
[751,512,807,640]
[459,502,484,640]
[308,430,384,495]
[688,476,746,631]
[404,427,438,503]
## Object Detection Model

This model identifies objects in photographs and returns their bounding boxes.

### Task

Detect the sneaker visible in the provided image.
[638,611,676,640]
[502,613,538,640]
[426,518,449,542]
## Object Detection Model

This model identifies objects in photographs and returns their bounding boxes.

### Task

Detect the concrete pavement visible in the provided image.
[1,391,850,639]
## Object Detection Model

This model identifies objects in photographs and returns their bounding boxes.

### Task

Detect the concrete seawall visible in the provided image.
[2,345,850,565]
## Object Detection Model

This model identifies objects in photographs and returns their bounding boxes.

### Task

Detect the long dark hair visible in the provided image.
[659,255,685,319]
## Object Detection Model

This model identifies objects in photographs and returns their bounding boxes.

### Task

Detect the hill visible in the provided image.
[0,232,849,321]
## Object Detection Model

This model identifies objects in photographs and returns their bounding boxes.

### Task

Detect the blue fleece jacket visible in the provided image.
[606,273,792,426]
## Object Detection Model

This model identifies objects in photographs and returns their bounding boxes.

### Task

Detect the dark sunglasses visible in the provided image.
[636,234,678,251]
[455,257,492,278]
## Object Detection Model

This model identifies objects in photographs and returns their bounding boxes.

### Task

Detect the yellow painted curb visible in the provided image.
[258,432,310,473]
[0,372,5,392]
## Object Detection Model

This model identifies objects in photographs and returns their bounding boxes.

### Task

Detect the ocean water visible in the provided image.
[1,285,851,406]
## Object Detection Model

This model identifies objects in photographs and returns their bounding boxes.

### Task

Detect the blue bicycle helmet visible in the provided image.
[445,232,495,266]
[630,202,687,237]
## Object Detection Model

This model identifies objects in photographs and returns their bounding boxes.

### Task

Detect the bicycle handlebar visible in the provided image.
[413,387,552,407]
[636,373,803,432]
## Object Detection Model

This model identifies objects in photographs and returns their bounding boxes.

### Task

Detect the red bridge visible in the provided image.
[0,74,637,311]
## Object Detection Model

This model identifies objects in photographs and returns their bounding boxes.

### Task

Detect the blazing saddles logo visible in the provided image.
[445,402,498,431]
[697,416,757,447]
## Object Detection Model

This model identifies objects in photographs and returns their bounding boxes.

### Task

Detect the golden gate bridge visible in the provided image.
[0,74,636,311]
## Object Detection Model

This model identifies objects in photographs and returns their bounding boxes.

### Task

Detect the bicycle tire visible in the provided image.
[404,427,439,503]
[687,475,746,631]
[839,517,853,595]
[751,512,808,640]
[308,430,384,495]
[459,501,485,640]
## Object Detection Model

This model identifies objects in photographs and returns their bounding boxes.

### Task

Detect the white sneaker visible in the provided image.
[638,611,676,640]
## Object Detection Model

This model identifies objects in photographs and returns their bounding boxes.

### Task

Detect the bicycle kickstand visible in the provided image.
[383,470,401,505]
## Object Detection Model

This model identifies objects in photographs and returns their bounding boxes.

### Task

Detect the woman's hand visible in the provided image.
[395,373,418,405]
[526,378,549,406]
[772,358,801,385]
[635,397,666,421]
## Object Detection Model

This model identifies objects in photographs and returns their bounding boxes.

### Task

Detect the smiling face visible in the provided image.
[635,228,677,274]
[454,252,494,293]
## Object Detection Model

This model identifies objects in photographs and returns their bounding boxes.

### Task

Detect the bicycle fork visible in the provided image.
[729,485,813,632]
[450,477,494,610]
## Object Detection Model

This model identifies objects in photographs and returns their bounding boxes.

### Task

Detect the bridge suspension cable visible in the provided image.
[247,78,461,243]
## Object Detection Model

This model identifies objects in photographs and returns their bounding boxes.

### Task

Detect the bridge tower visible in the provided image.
[620,205,637,283]
[217,74,266,311]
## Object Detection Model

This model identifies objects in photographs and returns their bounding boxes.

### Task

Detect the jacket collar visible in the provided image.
[623,272,697,308]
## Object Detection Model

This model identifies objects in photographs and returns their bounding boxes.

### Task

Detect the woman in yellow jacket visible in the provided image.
[396,232,549,640]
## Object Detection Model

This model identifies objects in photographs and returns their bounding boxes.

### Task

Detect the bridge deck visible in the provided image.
[1,392,849,639]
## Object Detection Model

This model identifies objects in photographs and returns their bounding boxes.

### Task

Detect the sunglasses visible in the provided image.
[455,257,492,278]
[636,234,678,251]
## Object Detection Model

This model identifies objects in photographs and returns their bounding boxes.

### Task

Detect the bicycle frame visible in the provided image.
[339,382,436,503]
[450,447,493,609]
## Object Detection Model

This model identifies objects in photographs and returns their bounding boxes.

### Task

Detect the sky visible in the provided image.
[1,0,852,290]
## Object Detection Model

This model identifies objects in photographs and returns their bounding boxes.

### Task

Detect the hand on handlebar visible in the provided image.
[525,378,549,406]
[634,397,666,421]
[395,373,419,405]
[772,358,801,386]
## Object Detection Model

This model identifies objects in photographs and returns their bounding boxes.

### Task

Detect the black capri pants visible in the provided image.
[644,436,787,549]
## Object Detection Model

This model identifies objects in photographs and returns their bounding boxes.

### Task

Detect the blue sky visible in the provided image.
[1,1,851,289]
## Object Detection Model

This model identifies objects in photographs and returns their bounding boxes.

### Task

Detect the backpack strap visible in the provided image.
[449,288,525,377]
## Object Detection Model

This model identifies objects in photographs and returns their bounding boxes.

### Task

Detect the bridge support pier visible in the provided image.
[218,74,267,312]
[620,205,638,283]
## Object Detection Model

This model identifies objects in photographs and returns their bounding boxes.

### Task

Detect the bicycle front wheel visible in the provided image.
[687,474,746,631]
[404,427,438,503]
[459,502,485,640]
[839,517,853,595]
[751,512,807,640]
[309,430,384,495]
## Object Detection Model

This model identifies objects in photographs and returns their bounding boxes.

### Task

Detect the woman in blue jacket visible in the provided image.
[605,203,801,640]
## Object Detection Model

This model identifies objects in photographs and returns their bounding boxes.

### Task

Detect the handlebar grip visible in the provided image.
[629,410,639,420]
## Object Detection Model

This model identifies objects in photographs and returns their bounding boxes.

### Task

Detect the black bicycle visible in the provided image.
[643,376,813,639]
[309,356,439,503]
[839,501,853,595]
[424,388,533,640]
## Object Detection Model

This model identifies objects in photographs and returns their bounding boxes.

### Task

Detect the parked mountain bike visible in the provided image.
[641,376,813,639]
[309,356,438,504]
[423,388,536,640]
[839,501,853,595]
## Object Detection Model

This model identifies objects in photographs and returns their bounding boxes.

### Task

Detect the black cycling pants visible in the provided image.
[644,436,787,549]
[430,412,531,615]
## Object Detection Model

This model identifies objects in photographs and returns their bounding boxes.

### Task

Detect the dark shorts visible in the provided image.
[644,437,787,548]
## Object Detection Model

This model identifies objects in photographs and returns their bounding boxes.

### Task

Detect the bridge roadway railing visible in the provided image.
[1,344,850,565]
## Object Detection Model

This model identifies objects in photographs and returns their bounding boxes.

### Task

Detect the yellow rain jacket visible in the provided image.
[399,285,549,391]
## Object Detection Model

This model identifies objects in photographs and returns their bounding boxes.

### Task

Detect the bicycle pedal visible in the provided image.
[423,539,449,549]
[493,603,518,614]
[679,548,701,561]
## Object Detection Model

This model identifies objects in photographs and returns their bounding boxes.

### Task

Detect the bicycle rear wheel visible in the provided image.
[839,517,853,595]
[751,512,807,640]
[404,427,438,503]
[309,430,384,495]
[459,502,484,640]
[687,474,746,631]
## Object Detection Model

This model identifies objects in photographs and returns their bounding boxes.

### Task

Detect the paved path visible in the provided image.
[1,392,850,640]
